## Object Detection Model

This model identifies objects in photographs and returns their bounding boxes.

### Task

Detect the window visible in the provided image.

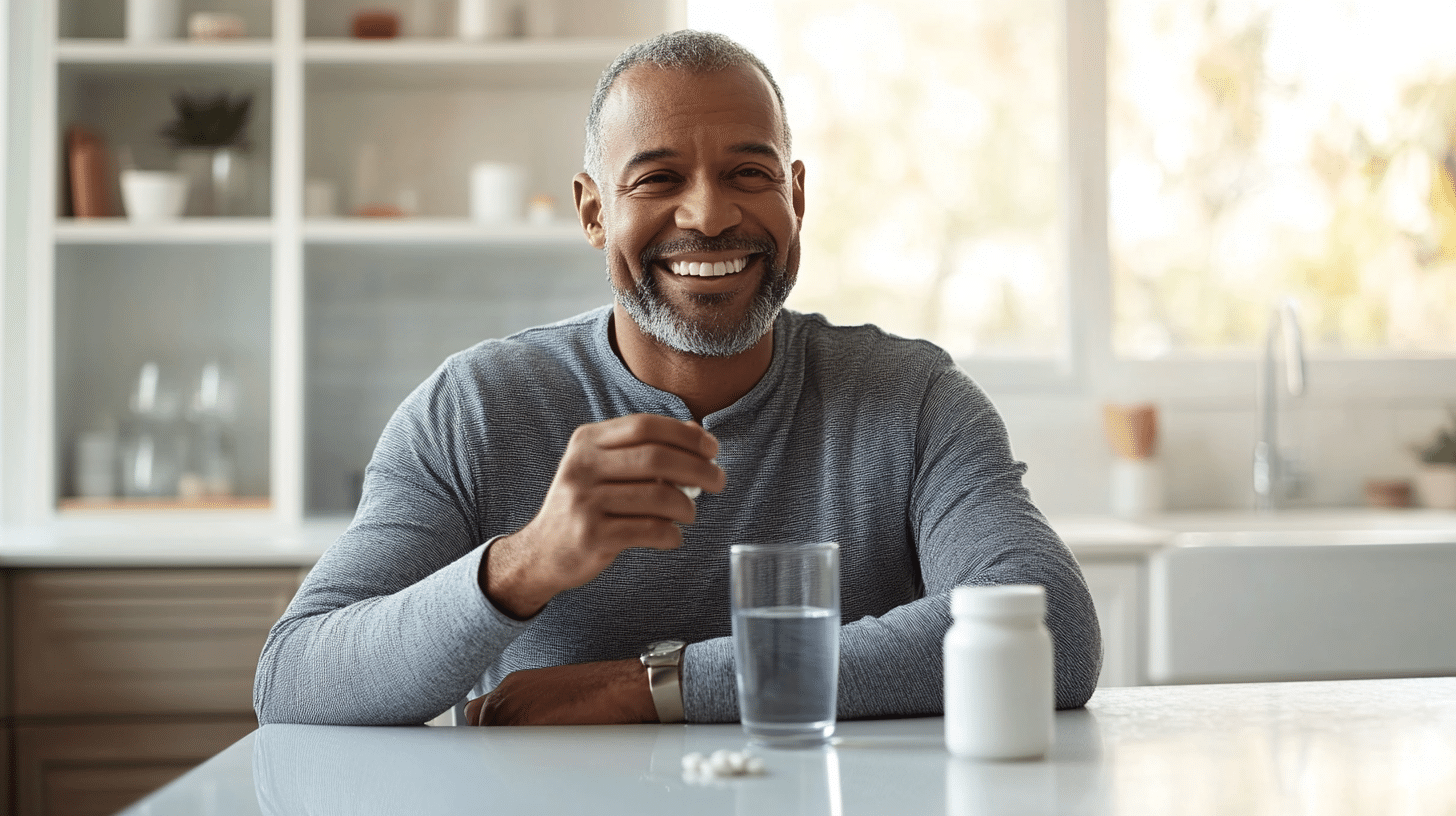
[689,0,1065,361]
[1111,0,1456,358]
[690,0,1456,390]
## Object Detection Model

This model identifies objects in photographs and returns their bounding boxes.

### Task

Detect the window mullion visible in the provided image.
[1063,0,1112,391]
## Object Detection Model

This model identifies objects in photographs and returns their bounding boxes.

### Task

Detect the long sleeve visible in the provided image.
[254,308,1101,727]
[254,365,531,726]
[681,364,1102,721]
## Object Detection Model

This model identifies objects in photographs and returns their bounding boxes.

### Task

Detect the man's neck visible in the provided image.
[608,305,775,422]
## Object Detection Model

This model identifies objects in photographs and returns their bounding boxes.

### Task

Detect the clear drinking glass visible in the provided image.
[730,541,841,747]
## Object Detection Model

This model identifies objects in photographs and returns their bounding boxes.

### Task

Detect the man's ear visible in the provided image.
[790,160,806,227]
[573,172,606,249]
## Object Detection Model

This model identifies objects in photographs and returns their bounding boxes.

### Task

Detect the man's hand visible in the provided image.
[481,414,725,619]
[463,658,658,725]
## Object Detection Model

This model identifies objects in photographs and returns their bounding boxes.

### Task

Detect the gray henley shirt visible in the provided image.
[254,306,1101,725]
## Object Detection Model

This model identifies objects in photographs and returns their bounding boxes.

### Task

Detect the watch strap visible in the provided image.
[641,641,686,723]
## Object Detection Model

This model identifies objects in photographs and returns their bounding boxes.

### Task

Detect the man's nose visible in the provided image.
[674,178,742,236]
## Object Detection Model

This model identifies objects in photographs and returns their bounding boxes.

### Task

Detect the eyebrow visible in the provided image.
[622,142,784,172]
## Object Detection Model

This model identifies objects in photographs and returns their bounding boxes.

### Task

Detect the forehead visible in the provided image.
[597,63,785,168]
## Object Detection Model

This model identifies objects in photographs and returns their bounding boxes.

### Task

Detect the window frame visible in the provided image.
[957,0,1456,404]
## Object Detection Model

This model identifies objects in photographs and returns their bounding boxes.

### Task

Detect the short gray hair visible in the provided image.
[583,30,792,183]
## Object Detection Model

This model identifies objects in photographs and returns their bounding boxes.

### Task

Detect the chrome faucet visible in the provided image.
[1253,301,1306,511]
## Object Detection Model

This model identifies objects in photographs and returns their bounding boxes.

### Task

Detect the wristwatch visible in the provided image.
[640,639,687,723]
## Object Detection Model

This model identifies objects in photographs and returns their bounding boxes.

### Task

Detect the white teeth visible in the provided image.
[667,257,749,277]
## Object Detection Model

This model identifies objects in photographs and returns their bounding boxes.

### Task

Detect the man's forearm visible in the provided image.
[255,540,529,725]
[465,658,657,725]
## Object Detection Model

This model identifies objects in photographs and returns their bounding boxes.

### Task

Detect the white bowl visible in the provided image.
[121,170,189,223]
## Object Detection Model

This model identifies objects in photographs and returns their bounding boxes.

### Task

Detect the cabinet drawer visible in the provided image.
[14,718,255,816]
[13,569,303,716]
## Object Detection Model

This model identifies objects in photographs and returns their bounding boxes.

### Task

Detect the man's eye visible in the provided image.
[638,173,677,186]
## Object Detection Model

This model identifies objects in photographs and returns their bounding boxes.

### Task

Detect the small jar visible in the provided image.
[944,584,1053,760]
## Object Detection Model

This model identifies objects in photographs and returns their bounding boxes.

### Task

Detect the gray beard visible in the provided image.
[612,237,794,358]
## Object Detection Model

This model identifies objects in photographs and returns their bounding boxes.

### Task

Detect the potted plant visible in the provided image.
[1413,409,1456,509]
[161,90,253,216]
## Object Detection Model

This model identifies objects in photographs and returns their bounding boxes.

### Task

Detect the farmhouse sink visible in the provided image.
[1143,510,1456,685]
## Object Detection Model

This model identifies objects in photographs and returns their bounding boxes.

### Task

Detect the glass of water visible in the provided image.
[730,541,841,747]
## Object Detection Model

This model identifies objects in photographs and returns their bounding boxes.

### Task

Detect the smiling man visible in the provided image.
[254,31,1101,727]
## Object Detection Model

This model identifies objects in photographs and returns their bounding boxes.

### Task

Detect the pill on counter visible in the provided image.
[681,749,765,783]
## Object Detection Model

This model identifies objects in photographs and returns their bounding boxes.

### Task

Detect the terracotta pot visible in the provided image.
[1413,464,1456,510]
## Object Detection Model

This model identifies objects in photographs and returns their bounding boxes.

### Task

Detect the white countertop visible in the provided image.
[3,509,1455,567]
[0,517,350,567]
[118,676,1456,816]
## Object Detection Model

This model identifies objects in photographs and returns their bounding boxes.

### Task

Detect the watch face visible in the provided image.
[647,640,686,658]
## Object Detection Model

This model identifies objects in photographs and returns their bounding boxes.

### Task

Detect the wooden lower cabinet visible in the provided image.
[11,569,303,718]
[5,567,306,815]
[1,726,11,816]
[13,719,256,816]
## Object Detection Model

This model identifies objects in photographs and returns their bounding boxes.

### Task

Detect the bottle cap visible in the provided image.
[952,584,1045,620]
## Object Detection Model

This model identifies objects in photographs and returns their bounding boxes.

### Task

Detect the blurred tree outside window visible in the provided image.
[689,0,1065,360]
[1111,0,1456,357]
[690,0,1456,365]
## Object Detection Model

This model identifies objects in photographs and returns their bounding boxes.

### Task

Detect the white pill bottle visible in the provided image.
[943,584,1053,760]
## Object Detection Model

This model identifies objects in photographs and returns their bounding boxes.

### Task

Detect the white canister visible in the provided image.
[944,584,1053,760]
[469,162,526,224]
[1110,457,1164,517]
[127,0,181,42]
[73,431,118,499]
[121,170,189,223]
[457,0,501,41]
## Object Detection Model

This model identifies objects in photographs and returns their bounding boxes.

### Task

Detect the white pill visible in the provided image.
[709,749,736,774]
[678,484,702,499]
[745,756,766,775]
[681,752,705,772]
[726,751,749,773]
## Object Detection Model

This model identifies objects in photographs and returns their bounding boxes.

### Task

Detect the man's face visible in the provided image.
[576,64,806,357]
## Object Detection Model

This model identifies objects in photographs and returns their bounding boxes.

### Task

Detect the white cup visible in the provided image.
[127,0,181,42]
[457,0,503,41]
[469,162,526,224]
[73,431,118,499]
[121,170,189,223]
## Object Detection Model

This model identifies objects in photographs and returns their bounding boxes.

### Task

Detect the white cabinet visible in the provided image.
[15,0,682,525]
[1079,557,1145,688]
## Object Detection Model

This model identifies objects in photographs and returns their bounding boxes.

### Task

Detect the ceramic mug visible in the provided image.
[469,162,526,224]
[126,0,181,42]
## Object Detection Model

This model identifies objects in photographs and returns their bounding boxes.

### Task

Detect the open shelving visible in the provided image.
[23,0,684,527]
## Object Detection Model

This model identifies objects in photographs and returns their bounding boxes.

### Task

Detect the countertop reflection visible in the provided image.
[120,677,1455,816]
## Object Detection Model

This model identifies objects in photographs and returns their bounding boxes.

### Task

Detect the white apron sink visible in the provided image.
[1144,510,1456,684]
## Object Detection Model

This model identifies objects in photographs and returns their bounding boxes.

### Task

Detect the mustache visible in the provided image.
[640,234,777,266]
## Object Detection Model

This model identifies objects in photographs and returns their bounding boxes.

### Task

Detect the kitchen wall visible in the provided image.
[999,391,1456,515]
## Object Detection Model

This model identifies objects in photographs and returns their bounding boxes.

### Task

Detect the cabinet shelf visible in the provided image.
[303,218,582,244]
[24,0,678,524]
[304,39,627,90]
[302,38,633,65]
[56,39,275,65]
[56,497,273,513]
[55,218,274,244]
